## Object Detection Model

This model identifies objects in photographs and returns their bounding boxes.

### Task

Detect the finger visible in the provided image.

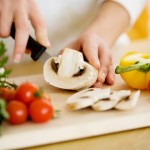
[0,3,13,37]
[13,12,29,62]
[97,46,111,84]
[29,0,50,47]
[82,42,100,69]
[93,80,102,88]
[105,64,115,85]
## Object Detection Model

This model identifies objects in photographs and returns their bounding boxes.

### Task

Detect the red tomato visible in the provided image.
[29,99,53,123]
[148,81,150,92]
[7,100,28,125]
[15,82,38,105]
[0,88,16,102]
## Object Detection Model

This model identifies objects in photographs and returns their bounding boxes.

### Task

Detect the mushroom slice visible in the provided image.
[43,48,98,90]
[92,90,131,111]
[115,90,140,110]
[66,88,110,110]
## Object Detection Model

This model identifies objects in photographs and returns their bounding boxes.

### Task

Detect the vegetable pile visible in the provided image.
[2,82,54,125]
[0,41,54,135]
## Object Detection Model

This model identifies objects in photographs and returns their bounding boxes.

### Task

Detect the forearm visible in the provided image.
[83,1,130,47]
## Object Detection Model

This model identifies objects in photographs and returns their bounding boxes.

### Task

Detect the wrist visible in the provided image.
[81,0,130,48]
[80,30,110,48]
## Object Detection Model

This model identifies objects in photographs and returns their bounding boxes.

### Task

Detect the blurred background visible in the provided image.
[1,0,150,65]
[127,0,150,41]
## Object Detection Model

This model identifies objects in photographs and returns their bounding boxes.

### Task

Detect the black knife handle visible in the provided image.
[10,23,46,61]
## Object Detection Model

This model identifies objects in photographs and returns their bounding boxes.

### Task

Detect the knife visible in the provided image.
[10,23,50,64]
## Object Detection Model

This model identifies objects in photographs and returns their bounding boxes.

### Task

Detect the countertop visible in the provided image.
[7,39,150,150]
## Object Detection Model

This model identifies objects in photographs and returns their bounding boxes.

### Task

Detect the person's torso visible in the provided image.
[36,0,101,56]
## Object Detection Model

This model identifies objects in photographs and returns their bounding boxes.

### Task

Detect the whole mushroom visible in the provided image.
[43,48,98,90]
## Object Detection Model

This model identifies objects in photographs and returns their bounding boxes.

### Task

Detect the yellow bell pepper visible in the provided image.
[115,52,150,90]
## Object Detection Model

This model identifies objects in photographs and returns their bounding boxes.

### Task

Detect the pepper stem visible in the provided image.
[115,61,150,74]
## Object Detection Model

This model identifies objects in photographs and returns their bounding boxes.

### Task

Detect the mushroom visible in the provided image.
[66,88,111,110]
[66,88,140,111]
[92,90,131,111]
[43,48,98,90]
[115,90,140,110]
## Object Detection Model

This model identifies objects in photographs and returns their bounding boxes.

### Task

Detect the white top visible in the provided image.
[114,0,146,26]
[0,0,147,63]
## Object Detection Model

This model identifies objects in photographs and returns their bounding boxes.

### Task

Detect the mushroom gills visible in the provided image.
[92,90,131,111]
[51,59,59,73]
[115,90,140,110]
[66,88,111,110]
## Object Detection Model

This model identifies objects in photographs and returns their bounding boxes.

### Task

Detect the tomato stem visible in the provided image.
[53,109,61,118]
[0,99,9,135]
[115,61,150,74]
[0,80,17,89]
[0,99,9,121]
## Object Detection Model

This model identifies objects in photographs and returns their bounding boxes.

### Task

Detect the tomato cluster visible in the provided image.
[0,82,54,125]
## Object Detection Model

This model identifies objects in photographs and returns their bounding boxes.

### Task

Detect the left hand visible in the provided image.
[60,32,115,87]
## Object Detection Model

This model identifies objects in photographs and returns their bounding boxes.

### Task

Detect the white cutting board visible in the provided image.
[0,74,150,150]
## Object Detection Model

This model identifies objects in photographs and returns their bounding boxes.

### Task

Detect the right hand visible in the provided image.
[0,0,50,62]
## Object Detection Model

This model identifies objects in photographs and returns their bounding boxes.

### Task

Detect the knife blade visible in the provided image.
[10,23,50,64]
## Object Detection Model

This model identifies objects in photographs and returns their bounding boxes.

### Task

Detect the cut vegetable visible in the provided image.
[66,88,140,111]
[92,90,131,111]
[43,48,98,90]
[115,90,140,110]
[66,88,110,110]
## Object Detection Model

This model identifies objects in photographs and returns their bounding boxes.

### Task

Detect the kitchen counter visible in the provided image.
[7,39,150,150]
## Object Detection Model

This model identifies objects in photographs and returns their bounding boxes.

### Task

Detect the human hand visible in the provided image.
[0,0,50,62]
[62,32,115,87]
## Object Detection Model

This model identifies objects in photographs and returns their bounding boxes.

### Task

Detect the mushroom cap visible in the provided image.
[43,49,98,90]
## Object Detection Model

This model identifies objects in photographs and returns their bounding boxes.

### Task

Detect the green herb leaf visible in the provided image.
[0,41,17,89]
[0,41,6,56]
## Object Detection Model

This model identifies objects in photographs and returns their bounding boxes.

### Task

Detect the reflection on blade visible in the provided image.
[39,51,51,64]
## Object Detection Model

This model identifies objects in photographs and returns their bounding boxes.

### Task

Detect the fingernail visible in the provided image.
[95,62,100,69]
[36,32,51,47]
[95,82,102,88]
[100,72,106,82]
[40,37,51,47]
[97,82,102,87]
[14,53,22,63]
[111,77,115,82]
[44,38,51,47]
[111,77,115,83]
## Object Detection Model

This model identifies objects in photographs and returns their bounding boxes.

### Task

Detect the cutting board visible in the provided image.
[0,74,150,150]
